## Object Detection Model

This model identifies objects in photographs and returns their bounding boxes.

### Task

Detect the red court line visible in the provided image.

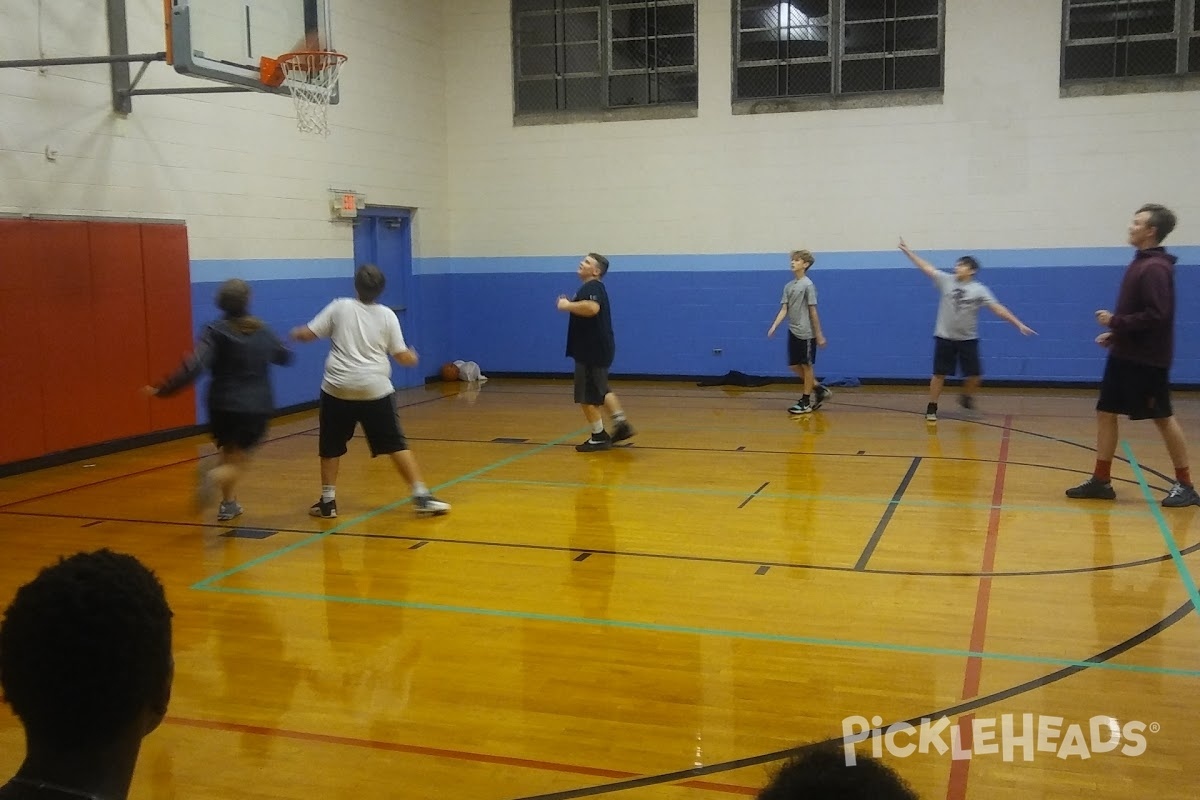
[166,715,757,795]
[945,414,1011,800]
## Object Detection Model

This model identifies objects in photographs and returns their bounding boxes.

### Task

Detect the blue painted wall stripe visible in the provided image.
[414,246,1200,275]
[191,258,354,283]
[183,249,1200,413]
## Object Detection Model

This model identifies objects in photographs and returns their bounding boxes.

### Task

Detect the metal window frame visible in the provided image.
[607,0,697,105]
[1060,0,1197,82]
[731,0,946,101]
[512,0,697,114]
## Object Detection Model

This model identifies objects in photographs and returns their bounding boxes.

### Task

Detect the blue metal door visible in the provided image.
[352,208,419,388]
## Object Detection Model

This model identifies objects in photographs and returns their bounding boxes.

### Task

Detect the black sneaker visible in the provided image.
[309,497,338,518]
[1065,478,1116,500]
[958,395,975,410]
[413,494,451,515]
[576,431,612,452]
[812,385,832,410]
[1162,482,1200,508]
[611,421,635,443]
[925,403,938,422]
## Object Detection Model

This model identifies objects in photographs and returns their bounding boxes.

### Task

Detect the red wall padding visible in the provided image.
[89,222,154,441]
[34,221,102,454]
[0,221,47,463]
[0,219,194,466]
[142,224,196,433]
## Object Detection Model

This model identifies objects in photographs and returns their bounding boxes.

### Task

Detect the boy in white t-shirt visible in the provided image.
[290,265,450,517]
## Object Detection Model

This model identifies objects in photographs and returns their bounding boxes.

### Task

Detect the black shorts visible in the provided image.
[933,337,981,377]
[317,390,409,458]
[787,333,817,367]
[1096,355,1172,420]
[208,409,269,451]
[574,363,610,406]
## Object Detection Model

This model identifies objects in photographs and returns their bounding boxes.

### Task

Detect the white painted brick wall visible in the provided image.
[444,0,1200,257]
[0,0,449,259]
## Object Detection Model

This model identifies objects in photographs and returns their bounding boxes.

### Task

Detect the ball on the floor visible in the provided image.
[440,362,460,382]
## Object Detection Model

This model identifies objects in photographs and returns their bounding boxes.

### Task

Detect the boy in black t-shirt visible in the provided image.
[556,253,635,451]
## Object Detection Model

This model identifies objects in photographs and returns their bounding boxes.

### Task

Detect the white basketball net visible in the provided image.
[280,52,346,137]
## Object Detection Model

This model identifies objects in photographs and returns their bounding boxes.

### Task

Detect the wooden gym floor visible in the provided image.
[1,380,1198,799]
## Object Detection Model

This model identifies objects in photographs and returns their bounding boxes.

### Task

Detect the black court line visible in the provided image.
[5,507,1199,580]
[402,435,1169,493]
[0,422,310,511]
[510,600,1196,800]
[441,386,1180,487]
[0,391,459,513]
[573,552,592,562]
[80,520,105,528]
[755,565,770,575]
[737,482,770,509]
[831,399,1179,486]
[321,526,1200,580]
[492,437,530,444]
[409,541,429,550]
[0,509,321,537]
[855,457,922,570]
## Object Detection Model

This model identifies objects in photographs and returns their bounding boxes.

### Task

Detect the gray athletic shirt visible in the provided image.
[781,277,817,338]
[933,272,996,340]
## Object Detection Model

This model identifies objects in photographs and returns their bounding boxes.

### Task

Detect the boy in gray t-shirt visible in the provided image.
[768,249,830,414]
[899,239,1036,421]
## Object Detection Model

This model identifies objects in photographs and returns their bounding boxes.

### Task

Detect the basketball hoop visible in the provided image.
[260,51,347,137]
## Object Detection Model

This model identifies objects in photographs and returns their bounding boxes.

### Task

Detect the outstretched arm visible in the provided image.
[290,325,319,342]
[898,237,941,281]
[269,329,295,366]
[988,302,1036,336]
[149,326,217,396]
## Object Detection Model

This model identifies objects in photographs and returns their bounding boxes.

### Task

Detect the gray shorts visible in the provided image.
[573,363,610,406]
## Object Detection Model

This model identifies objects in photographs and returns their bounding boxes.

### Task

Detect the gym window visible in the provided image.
[1061,0,1200,84]
[733,0,945,101]
[512,0,698,117]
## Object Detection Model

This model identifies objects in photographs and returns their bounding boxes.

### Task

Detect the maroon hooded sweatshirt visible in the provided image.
[1108,247,1178,369]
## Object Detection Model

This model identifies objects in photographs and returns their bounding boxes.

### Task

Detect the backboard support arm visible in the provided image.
[0,0,254,113]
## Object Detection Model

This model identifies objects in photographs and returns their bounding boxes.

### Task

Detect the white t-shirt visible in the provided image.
[306,298,408,401]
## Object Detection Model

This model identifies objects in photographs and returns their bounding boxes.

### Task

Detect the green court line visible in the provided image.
[468,477,1154,517]
[193,583,1200,678]
[190,428,588,590]
[1123,440,1200,616]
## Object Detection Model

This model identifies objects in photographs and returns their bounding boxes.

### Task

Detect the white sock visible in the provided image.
[321,485,335,501]
[412,482,429,497]
[591,420,604,435]
[612,410,626,423]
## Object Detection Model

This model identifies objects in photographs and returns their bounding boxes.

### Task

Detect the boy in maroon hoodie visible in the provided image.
[1067,203,1198,507]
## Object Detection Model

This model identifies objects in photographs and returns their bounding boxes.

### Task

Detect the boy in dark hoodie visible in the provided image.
[1067,203,1198,507]
[147,278,293,520]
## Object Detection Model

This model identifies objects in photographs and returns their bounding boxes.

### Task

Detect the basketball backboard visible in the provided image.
[167,0,338,102]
